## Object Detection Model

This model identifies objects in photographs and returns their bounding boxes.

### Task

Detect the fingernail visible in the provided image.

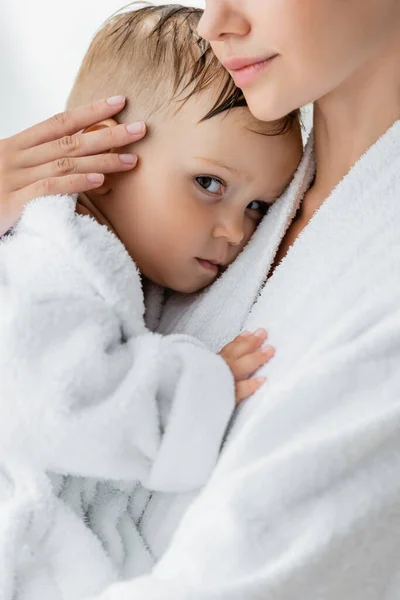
[256,377,267,384]
[126,122,145,134]
[239,330,251,337]
[107,95,125,105]
[87,173,104,183]
[119,154,137,164]
[254,328,267,338]
[262,345,275,355]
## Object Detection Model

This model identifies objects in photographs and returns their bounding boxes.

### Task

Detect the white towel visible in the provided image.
[0,195,235,599]
[103,120,400,599]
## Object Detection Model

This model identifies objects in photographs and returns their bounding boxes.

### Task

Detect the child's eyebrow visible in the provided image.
[195,157,248,181]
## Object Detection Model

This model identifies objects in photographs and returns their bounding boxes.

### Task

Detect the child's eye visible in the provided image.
[246,200,270,218]
[196,176,224,195]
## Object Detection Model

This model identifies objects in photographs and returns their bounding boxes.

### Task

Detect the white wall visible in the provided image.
[0,0,204,137]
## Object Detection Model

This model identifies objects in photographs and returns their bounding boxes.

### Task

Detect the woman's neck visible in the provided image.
[311,33,400,207]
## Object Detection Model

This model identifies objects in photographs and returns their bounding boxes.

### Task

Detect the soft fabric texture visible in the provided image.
[0,196,235,600]
[97,120,400,599]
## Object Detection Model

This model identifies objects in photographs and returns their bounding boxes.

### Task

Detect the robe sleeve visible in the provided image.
[95,302,400,598]
[0,195,235,492]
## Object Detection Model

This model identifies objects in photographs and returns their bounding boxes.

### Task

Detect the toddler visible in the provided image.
[0,5,303,600]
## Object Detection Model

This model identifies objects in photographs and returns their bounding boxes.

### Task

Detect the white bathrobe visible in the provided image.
[0,195,235,599]
[95,120,400,599]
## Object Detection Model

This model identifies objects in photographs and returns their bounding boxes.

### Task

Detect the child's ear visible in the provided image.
[82,118,119,135]
[83,119,119,195]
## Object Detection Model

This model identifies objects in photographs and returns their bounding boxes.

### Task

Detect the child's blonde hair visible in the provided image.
[68,3,298,132]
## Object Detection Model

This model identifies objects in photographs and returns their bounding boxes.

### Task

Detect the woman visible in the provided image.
[2,1,400,598]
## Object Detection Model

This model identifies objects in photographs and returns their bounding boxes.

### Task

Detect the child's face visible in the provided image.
[95,90,303,293]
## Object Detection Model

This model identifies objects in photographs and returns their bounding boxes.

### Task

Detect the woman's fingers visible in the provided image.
[0,98,147,235]
[21,122,146,169]
[11,97,128,150]
[16,173,106,205]
[0,174,106,237]
[14,153,137,189]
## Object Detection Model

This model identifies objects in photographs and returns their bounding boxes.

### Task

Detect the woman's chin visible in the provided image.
[248,100,292,123]
[243,87,298,123]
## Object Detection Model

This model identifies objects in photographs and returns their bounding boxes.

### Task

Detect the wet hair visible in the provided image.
[67,3,299,134]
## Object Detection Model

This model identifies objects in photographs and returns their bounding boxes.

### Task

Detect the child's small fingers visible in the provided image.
[235,377,267,404]
[220,329,268,360]
[231,345,275,380]
[220,334,251,360]
[239,328,268,346]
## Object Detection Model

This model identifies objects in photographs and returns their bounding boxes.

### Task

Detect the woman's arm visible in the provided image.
[0,97,145,235]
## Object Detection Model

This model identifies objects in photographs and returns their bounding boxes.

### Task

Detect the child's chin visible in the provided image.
[170,278,215,295]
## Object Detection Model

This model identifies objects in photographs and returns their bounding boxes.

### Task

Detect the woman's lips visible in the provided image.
[223,55,277,88]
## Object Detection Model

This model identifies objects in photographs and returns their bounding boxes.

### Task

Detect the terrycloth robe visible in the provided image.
[0,195,235,599]
[97,120,400,599]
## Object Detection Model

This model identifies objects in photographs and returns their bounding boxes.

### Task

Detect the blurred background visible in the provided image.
[0,0,204,137]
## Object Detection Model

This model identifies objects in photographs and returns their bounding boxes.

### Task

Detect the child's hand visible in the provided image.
[0,97,146,236]
[219,329,275,405]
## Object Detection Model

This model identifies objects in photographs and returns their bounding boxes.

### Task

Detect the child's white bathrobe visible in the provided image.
[0,196,235,599]
[96,119,400,599]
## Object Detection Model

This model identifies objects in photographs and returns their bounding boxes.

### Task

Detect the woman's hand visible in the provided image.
[219,329,275,404]
[0,96,146,236]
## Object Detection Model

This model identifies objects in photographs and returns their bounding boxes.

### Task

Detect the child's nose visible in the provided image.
[212,213,244,246]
